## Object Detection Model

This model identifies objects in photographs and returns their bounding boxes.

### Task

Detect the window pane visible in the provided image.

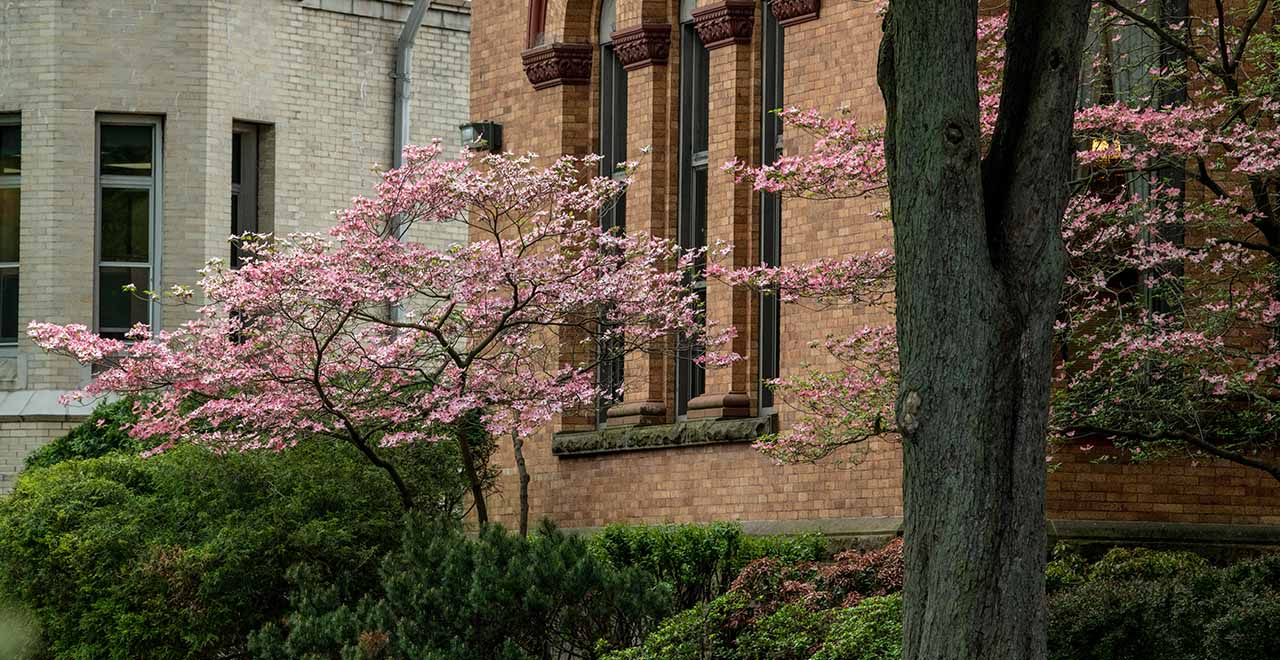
[0,188,16,263]
[232,132,242,186]
[0,124,18,176]
[0,267,16,343]
[98,266,149,337]
[101,188,149,262]
[101,125,154,177]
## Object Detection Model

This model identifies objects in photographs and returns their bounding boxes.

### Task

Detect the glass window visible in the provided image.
[98,120,159,339]
[231,125,259,268]
[100,188,150,263]
[100,124,154,177]
[759,0,784,411]
[0,124,19,176]
[0,116,18,344]
[597,0,627,424]
[677,20,711,417]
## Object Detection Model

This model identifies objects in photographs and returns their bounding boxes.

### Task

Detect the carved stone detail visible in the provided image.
[769,0,820,27]
[692,0,755,50]
[610,24,672,70]
[553,416,773,456]
[521,42,593,90]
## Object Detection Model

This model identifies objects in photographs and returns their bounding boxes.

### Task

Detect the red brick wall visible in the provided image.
[470,0,1280,532]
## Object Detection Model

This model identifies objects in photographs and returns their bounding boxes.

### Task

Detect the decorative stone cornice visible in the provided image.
[553,415,773,456]
[610,24,672,70]
[521,42,593,90]
[769,0,820,27]
[692,0,755,50]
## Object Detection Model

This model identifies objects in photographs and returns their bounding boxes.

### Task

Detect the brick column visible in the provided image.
[606,23,674,427]
[690,0,757,420]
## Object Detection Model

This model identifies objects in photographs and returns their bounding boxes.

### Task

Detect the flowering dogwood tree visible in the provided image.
[31,144,727,533]
[725,2,1280,486]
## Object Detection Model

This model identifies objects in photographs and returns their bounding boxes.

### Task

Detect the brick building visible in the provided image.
[470,0,1280,546]
[0,0,470,489]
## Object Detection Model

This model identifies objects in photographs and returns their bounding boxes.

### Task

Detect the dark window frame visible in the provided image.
[96,116,162,340]
[759,1,783,413]
[0,115,19,344]
[231,123,260,268]
[676,19,710,418]
[597,1,628,426]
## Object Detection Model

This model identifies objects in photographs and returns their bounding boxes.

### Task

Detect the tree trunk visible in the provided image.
[456,432,490,525]
[876,2,1088,659]
[511,431,531,538]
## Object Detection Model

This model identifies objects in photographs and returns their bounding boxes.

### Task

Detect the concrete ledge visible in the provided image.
[296,0,470,31]
[1048,519,1280,548]
[553,416,773,457]
[0,390,103,423]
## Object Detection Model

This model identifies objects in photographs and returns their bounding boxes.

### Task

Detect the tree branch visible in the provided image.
[1068,424,1280,483]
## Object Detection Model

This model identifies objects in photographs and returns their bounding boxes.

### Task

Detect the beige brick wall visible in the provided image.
[0,419,81,492]
[0,0,470,485]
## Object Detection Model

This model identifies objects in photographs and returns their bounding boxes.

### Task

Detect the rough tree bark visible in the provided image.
[876,2,1089,659]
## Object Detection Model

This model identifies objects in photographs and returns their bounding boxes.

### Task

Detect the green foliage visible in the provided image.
[1086,546,1209,582]
[599,592,746,660]
[252,519,676,660]
[811,595,903,660]
[734,605,830,660]
[1045,543,1088,593]
[23,398,142,470]
[0,439,445,660]
[1048,549,1280,660]
[589,522,826,608]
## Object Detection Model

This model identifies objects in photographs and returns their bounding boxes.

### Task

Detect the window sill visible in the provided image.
[552,415,774,457]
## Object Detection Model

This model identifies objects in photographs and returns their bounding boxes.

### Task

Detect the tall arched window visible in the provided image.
[759,0,783,412]
[597,0,626,424]
[676,0,709,418]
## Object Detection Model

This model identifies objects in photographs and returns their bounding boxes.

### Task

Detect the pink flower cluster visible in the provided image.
[30,144,735,456]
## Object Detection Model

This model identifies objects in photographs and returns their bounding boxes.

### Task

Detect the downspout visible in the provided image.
[393,0,435,170]
[390,0,433,321]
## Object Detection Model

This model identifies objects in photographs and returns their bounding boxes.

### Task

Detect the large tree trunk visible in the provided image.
[511,431,531,538]
[876,2,1089,659]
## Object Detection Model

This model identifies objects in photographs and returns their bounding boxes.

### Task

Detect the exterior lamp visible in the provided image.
[460,121,503,153]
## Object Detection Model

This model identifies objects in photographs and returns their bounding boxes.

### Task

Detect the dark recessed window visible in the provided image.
[677,0,710,418]
[0,116,18,344]
[98,119,160,339]
[231,124,259,268]
[760,0,783,411]
[597,0,627,425]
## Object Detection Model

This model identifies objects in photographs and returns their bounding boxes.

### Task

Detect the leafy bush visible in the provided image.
[604,539,905,660]
[811,595,903,660]
[252,519,676,660]
[589,522,826,608]
[0,435,472,660]
[729,538,905,622]
[1045,543,1088,592]
[22,397,142,470]
[1086,546,1209,582]
[600,592,746,660]
[1048,550,1280,660]
[733,604,831,660]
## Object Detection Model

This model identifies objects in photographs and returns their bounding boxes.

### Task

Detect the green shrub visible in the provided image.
[1045,543,1088,593]
[590,522,826,608]
[599,592,746,660]
[0,438,472,660]
[734,604,831,660]
[23,398,142,470]
[1047,550,1280,660]
[1202,595,1280,660]
[1086,547,1209,582]
[252,519,675,660]
[812,594,903,660]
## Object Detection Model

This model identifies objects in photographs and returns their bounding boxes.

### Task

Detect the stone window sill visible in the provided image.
[552,416,774,457]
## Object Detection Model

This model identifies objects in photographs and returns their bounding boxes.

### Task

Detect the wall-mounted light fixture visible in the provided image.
[460,121,503,153]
